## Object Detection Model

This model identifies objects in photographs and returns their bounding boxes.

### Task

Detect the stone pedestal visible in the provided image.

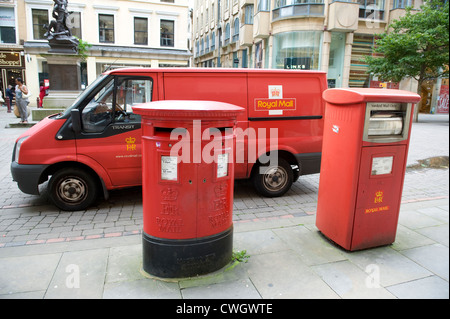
[33,55,81,121]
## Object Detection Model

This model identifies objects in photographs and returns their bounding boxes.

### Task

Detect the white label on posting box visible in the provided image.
[371,156,394,175]
[161,156,178,181]
[217,153,229,178]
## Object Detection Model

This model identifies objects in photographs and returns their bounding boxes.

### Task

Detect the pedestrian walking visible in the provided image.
[6,85,14,102]
[39,81,49,108]
[15,78,30,124]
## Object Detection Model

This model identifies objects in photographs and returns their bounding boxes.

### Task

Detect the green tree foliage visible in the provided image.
[76,37,92,62]
[364,0,449,89]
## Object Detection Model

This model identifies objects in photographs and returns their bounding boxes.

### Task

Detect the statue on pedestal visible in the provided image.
[44,0,79,54]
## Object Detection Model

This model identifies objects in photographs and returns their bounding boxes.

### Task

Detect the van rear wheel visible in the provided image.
[252,158,294,197]
[48,168,98,211]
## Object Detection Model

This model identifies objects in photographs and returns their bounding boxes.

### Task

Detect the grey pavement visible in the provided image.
[0,106,448,299]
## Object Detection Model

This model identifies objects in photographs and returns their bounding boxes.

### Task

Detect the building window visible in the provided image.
[224,23,230,45]
[32,9,49,40]
[211,32,216,50]
[257,0,270,12]
[134,17,148,45]
[232,18,239,43]
[272,31,322,70]
[160,20,174,47]
[0,7,16,44]
[358,0,385,20]
[67,12,82,39]
[242,48,248,68]
[392,0,413,9]
[255,42,263,68]
[349,34,375,87]
[272,0,325,20]
[244,5,254,24]
[0,26,15,44]
[99,14,114,43]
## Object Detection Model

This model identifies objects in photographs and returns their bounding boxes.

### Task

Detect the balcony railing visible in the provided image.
[272,1,325,20]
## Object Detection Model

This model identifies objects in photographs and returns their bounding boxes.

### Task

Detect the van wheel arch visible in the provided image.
[42,162,109,208]
[251,151,299,197]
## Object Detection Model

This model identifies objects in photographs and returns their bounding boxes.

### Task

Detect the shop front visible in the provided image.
[0,50,26,101]
[272,31,322,70]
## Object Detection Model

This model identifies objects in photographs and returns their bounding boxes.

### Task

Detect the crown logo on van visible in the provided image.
[268,85,283,99]
[126,137,136,144]
[270,88,281,98]
[126,137,137,151]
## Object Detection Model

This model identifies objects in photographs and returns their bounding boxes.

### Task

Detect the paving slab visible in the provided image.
[387,275,449,299]
[391,224,436,251]
[342,246,433,287]
[416,206,450,224]
[0,253,61,296]
[233,229,289,256]
[415,224,449,247]
[44,248,109,299]
[400,244,449,281]
[105,244,143,284]
[312,261,396,299]
[181,278,261,299]
[398,209,446,230]
[272,226,347,266]
[103,278,182,299]
[245,250,340,299]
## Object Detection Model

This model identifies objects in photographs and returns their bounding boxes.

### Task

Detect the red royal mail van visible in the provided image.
[11,68,327,211]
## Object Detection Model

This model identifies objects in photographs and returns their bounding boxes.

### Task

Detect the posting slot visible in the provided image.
[367,111,404,136]
[363,103,411,143]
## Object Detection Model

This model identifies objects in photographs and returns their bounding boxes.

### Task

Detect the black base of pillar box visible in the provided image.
[142,226,233,278]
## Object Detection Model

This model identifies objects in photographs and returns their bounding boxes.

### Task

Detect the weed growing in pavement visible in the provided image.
[232,250,250,263]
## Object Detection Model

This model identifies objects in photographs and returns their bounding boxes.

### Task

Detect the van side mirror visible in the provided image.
[71,109,82,134]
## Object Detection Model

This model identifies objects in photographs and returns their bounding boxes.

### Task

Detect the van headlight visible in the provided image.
[14,136,29,163]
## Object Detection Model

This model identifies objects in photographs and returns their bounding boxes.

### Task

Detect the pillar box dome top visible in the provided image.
[323,88,421,105]
[132,100,245,120]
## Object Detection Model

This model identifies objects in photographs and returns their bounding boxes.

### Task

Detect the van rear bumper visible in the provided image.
[295,152,322,175]
[11,162,49,195]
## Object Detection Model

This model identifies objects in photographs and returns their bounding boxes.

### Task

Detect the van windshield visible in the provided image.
[58,74,109,118]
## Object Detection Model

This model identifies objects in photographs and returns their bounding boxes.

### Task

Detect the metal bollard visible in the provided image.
[6,97,11,113]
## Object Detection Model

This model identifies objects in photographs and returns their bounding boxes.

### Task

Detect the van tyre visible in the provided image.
[252,158,294,197]
[48,168,98,211]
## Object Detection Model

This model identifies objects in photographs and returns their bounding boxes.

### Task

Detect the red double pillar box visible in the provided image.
[133,100,244,278]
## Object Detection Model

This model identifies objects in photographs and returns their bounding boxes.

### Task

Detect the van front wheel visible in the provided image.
[252,158,294,197]
[48,168,98,211]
